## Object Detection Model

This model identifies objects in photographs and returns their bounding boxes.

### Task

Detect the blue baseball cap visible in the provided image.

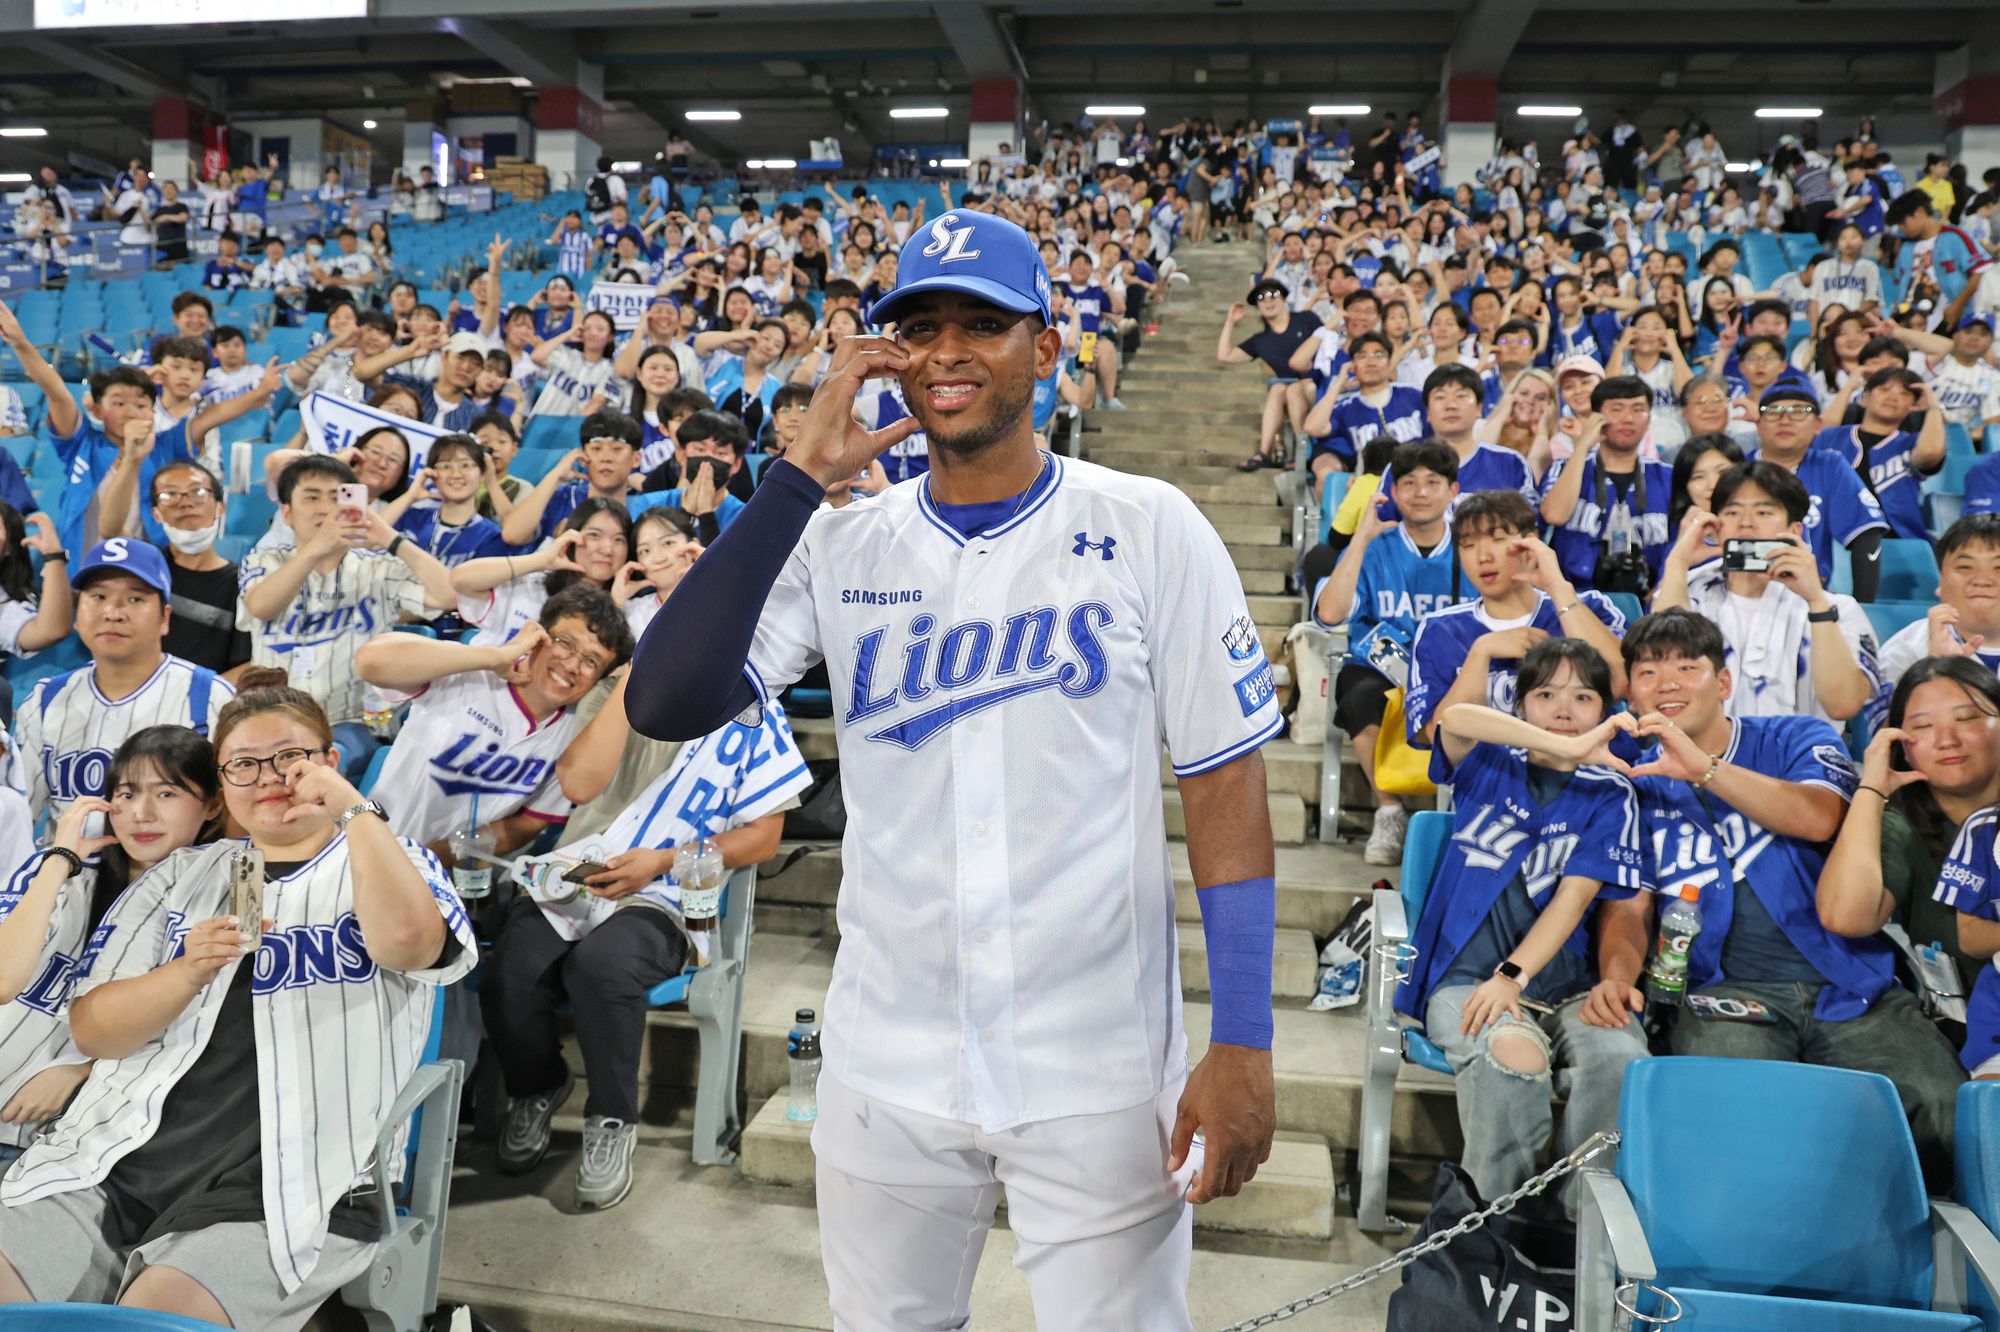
[1961,312,1996,333]
[868,211,1053,328]
[72,537,171,596]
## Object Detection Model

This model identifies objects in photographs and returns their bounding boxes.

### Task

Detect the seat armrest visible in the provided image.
[1931,1198,2000,1313]
[1582,1170,1654,1278]
[1373,886,1408,943]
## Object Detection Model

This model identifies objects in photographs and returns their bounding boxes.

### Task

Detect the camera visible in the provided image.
[1721,537,1791,574]
[1597,546,1652,598]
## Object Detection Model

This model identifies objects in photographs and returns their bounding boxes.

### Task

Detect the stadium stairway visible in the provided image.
[433,242,1452,1331]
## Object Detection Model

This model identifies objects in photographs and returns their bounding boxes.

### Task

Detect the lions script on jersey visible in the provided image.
[742,451,1284,1130]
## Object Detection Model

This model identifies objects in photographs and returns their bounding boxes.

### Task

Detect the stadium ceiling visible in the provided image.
[0,0,1987,169]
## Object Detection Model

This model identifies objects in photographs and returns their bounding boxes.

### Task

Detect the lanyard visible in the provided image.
[1593,455,1648,558]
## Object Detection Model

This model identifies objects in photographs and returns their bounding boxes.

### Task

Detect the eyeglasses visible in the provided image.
[1759,403,1817,418]
[1497,336,1535,348]
[548,633,611,676]
[1686,394,1729,408]
[221,747,326,786]
[358,447,402,466]
[431,460,480,475]
[153,485,214,504]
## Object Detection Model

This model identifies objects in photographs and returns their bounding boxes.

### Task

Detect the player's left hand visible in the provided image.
[281,756,364,824]
[585,847,674,899]
[0,1061,90,1124]
[1170,1043,1274,1204]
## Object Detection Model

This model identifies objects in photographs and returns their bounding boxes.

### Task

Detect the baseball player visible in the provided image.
[628,209,1283,1329]
[0,678,475,1329]
[352,584,634,849]
[10,539,232,820]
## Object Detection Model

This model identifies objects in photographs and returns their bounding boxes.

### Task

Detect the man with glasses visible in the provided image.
[355,583,632,852]
[238,456,457,782]
[1723,336,1813,446]
[8,539,232,821]
[1748,385,1889,601]
[1218,278,1321,470]
[1487,319,1542,406]
[126,460,252,681]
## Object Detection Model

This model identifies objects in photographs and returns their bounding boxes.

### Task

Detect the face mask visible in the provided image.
[306,242,323,257]
[159,514,221,555]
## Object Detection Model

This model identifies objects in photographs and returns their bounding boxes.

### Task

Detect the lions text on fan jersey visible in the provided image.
[10,655,229,819]
[740,454,1281,1132]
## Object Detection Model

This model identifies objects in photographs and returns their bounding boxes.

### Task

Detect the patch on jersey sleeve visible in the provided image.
[1221,614,1262,663]
[1233,662,1276,716]
[1812,743,1859,795]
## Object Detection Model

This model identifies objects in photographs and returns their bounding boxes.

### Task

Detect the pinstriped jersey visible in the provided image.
[9,656,231,820]
[237,547,434,725]
[0,853,98,1148]
[2,836,476,1294]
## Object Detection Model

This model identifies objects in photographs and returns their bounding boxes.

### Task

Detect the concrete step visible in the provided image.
[597,933,1461,1157]
[1193,501,1291,529]
[1114,463,1280,499]
[741,1096,1338,1240]
[1247,592,1305,625]
[1238,567,1288,594]
[1161,741,1319,802]
[1227,541,1298,572]
[1164,787,1307,844]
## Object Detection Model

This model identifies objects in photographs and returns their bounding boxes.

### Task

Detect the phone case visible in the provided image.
[230,847,266,947]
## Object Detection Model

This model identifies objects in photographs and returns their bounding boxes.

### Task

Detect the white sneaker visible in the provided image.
[1364,805,1409,866]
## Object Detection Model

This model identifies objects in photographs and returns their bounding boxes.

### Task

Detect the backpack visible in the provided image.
[585,173,615,216]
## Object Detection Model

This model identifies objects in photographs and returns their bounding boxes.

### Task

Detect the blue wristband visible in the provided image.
[1196,876,1277,1049]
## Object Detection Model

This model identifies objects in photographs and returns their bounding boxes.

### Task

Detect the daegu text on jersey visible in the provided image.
[844,602,1114,751]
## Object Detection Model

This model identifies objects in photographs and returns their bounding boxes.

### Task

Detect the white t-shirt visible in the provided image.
[1810,257,1883,313]
[458,571,551,648]
[110,189,149,246]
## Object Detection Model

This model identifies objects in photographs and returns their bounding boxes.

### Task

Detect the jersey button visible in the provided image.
[967,595,981,609]
[980,1029,995,1044]
[976,929,991,943]
[973,822,988,838]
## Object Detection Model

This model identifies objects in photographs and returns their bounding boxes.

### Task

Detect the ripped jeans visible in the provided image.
[1425,985,1649,1214]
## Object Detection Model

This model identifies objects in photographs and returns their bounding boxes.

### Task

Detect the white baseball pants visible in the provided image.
[812,1071,1197,1332]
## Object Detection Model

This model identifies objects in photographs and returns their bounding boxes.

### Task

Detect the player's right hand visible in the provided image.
[178,914,260,987]
[787,334,921,490]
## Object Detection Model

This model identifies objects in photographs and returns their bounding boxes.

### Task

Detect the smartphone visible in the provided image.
[561,861,610,886]
[81,811,107,841]
[335,482,368,527]
[1720,537,1790,574]
[229,847,266,947]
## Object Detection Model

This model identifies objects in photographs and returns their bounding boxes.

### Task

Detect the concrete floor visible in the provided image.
[436,1124,1408,1331]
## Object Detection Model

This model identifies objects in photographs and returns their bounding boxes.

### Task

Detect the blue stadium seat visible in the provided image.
[0,1309,227,1329]
[1864,600,1931,645]
[1573,1059,1997,1331]
[1357,809,1454,1231]
[1880,539,1943,602]
[1953,1082,2000,1329]
[520,415,578,454]
[1314,471,1355,547]
[213,534,253,564]
[265,327,316,362]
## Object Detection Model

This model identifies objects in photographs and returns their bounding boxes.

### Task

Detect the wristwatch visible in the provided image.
[335,799,388,830]
[1495,960,1524,983]
[1806,605,1840,624]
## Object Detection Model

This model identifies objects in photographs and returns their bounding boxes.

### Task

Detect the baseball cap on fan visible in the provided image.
[868,210,1053,328]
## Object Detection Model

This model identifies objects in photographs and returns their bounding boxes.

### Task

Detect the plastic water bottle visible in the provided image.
[787,1008,821,1123]
[448,823,494,901]
[1644,885,1703,1005]
[680,832,726,966]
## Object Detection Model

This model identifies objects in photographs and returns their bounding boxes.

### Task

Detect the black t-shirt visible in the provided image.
[792,248,828,291]
[1238,310,1322,377]
[102,859,461,1247]
[161,555,253,676]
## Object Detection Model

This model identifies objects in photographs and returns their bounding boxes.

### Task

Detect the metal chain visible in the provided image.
[1209,1130,1623,1332]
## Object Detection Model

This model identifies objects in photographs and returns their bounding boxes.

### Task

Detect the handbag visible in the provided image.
[1386,1161,1576,1332]
[783,759,847,841]
[1373,688,1437,798]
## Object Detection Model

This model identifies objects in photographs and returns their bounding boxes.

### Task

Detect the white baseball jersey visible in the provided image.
[238,547,433,724]
[457,570,552,648]
[0,853,98,1148]
[10,656,232,819]
[1810,256,1884,313]
[373,670,578,846]
[1931,356,2000,432]
[3,836,476,1293]
[741,454,1282,1132]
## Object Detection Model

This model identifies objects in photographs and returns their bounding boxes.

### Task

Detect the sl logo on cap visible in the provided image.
[922,214,982,264]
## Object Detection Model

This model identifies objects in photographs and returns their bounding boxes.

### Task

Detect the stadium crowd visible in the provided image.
[0,100,1978,1324]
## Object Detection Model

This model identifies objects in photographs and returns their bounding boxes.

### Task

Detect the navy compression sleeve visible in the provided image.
[627,458,824,740]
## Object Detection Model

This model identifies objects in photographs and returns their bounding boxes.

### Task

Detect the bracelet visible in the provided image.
[43,847,82,879]
[1806,605,1840,624]
[386,534,407,558]
[1692,754,1721,789]
[40,550,65,563]
[1858,785,1890,801]
[1557,599,1583,616]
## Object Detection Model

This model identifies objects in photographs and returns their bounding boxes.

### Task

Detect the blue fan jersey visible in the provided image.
[1310,385,1427,464]
[1395,741,1651,1018]
[1541,313,1623,368]
[1379,443,1537,522]
[1748,448,1890,583]
[1405,590,1627,744]
[1809,425,1932,542]
[1634,715,1883,1020]
[1540,456,1674,589]
[1940,807,2000,1071]
[1323,526,1462,657]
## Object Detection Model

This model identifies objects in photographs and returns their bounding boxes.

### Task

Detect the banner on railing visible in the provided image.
[584,281,656,331]
[299,391,451,468]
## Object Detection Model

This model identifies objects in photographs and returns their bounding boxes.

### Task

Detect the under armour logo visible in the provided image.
[1072,532,1116,560]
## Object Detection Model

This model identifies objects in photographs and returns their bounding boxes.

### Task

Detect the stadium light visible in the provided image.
[0,128,46,139]
[611,160,641,172]
[1309,104,1371,116]
[890,107,949,120]
[0,174,29,183]
[1085,104,1145,116]
[685,110,741,122]
[939,157,971,168]
[362,119,378,130]
[746,158,796,169]
[1517,105,1581,118]
[1725,160,1760,173]
[1755,106,1822,119]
